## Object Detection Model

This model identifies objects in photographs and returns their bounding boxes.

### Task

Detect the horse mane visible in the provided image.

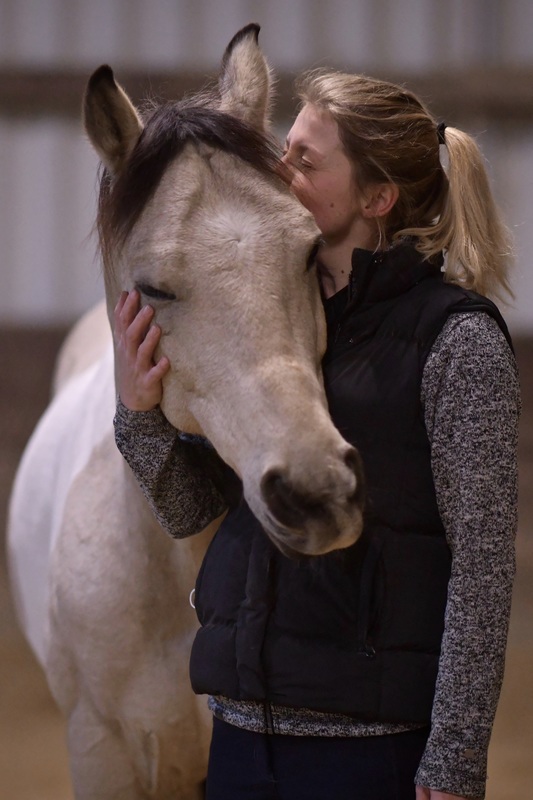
[97,95,287,269]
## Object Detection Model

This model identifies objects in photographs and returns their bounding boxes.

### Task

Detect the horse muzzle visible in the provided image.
[258,446,366,557]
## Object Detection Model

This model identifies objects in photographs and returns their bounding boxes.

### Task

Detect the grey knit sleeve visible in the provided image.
[416,312,520,799]
[114,398,236,538]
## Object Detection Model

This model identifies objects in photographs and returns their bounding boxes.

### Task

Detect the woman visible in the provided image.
[113,70,520,800]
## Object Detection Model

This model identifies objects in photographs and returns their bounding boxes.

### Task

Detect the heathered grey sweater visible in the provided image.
[114,312,520,799]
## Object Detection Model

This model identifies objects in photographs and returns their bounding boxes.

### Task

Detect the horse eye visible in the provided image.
[136,283,177,301]
[306,240,322,271]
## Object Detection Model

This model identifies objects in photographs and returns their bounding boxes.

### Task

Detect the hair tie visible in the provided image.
[437,122,447,145]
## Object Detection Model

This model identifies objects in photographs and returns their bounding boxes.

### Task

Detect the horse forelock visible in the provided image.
[97,98,288,272]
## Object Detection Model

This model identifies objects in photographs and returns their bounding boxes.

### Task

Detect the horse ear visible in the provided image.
[218,24,273,132]
[83,65,144,174]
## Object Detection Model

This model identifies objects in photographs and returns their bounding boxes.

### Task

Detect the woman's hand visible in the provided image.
[113,290,170,411]
[416,787,469,800]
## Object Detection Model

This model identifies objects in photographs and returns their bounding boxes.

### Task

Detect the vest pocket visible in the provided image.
[358,528,451,654]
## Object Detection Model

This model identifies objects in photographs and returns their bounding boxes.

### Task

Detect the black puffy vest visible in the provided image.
[189,244,512,724]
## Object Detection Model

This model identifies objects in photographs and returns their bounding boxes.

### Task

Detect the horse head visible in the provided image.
[83,24,365,557]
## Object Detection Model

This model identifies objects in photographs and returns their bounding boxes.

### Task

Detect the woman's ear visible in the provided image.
[362,183,399,219]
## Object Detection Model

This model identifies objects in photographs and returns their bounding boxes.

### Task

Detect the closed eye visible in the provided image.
[282,148,313,174]
[136,283,176,301]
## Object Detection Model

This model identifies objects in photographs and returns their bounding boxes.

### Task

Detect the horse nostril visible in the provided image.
[261,469,300,528]
[261,469,324,529]
[261,450,365,532]
[344,447,366,506]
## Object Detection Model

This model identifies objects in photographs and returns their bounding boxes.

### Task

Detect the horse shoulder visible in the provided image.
[7,343,116,664]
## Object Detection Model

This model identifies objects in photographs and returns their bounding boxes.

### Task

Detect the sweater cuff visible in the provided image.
[114,397,172,435]
[415,725,489,799]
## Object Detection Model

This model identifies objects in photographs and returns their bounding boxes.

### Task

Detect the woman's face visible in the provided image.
[282,104,367,244]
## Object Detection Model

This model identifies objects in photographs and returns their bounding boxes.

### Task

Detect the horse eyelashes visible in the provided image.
[306,240,322,271]
[136,283,177,301]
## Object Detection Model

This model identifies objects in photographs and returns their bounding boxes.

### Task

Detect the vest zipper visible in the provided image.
[263,700,275,735]
[356,533,383,659]
[333,265,359,346]
[262,552,277,736]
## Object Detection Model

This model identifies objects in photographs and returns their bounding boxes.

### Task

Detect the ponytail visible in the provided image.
[399,126,514,301]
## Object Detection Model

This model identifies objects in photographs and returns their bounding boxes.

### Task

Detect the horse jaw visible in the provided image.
[175,366,365,558]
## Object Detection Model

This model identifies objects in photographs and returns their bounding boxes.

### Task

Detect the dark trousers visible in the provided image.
[206,716,429,800]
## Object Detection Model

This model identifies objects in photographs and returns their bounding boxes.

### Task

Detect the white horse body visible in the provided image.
[8,305,115,662]
[8,25,365,799]
[9,302,214,798]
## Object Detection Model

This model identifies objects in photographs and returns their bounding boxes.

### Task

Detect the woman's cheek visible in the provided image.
[289,178,329,231]
[293,184,317,218]
[288,173,308,202]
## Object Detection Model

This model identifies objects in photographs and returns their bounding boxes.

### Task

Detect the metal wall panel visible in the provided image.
[0,0,531,329]
[0,116,101,324]
[1,0,530,70]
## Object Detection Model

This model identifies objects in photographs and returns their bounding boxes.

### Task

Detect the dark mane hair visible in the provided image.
[97,99,286,268]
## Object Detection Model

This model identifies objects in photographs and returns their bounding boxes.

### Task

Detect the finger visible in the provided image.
[136,322,162,367]
[148,356,170,383]
[114,290,128,316]
[123,304,155,351]
[116,288,138,320]
[114,290,141,339]
[113,291,130,337]
[116,289,141,333]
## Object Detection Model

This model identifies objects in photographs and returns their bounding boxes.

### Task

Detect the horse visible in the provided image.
[7,24,364,800]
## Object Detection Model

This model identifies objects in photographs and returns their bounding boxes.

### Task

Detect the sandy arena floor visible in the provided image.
[1,328,532,799]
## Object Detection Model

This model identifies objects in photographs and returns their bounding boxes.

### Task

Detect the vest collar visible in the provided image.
[347,241,444,309]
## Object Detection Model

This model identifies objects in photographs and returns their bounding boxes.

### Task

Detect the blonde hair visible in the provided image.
[296,69,513,300]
